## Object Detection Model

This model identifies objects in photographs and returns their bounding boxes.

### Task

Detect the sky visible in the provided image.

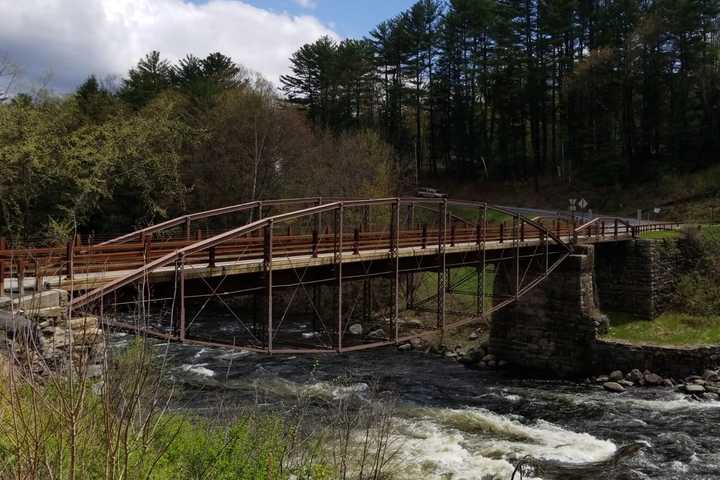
[0,0,416,94]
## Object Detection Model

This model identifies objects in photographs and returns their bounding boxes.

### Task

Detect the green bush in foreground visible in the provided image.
[0,341,396,480]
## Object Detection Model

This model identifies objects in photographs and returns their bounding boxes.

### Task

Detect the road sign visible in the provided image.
[578,198,588,210]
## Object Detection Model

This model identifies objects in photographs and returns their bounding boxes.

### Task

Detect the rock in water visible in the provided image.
[512,442,646,480]
[398,343,412,351]
[644,373,663,386]
[685,384,706,394]
[603,382,625,393]
[609,370,624,381]
[627,369,643,383]
[348,323,363,335]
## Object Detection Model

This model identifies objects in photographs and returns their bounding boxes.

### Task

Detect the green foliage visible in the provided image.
[282,0,720,185]
[1,50,399,242]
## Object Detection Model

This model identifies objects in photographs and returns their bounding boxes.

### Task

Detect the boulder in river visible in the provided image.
[644,373,663,386]
[367,329,386,339]
[348,323,363,335]
[603,382,625,393]
[627,369,643,383]
[398,343,412,351]
[609,370,624,381]
[684,384,706,394]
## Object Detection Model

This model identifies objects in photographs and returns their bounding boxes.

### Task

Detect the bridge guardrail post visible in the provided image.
[422,224,427,249]
[34,260,43,292]
[66,239,74,280]
[17,259,25,298]
[353,228,360,255]
[312,229,319,257]
[500,222,505,243]
[208,246,216,268]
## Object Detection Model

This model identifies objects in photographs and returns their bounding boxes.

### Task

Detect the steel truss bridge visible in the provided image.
[0,197,678,353]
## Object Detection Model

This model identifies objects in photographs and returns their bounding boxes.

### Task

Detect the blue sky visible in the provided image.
[1,0,417,93]
[236,0,417,37]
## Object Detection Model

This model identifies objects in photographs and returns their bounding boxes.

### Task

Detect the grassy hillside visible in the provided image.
[426,165,720,223]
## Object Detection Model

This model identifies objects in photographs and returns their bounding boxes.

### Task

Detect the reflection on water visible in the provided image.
[111,332,720,479]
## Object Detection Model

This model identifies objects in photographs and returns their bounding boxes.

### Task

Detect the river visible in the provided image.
[110,331,720,480]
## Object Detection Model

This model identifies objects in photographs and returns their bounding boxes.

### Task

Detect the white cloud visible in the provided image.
[0,0,337,92]
[294,0,318,9]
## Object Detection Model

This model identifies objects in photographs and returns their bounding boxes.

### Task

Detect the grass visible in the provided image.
[603,311,720,346]
[639,230,683,240]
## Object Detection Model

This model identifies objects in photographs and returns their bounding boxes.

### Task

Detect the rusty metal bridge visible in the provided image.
[0,197,678,353]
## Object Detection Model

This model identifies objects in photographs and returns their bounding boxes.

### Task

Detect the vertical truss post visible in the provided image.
[393,198,400,343]
[335,205,344,352]
[264,220,273,353]
[515,215,520,300]
[478,204,487,316]
[545,230,549,273]
[185,217,191,240]
[438,199,447,333]
[179,254,186,342]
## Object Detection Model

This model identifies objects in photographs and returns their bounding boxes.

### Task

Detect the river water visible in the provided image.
[110,332,720,480]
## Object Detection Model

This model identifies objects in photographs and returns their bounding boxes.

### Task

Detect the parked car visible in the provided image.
[416,187,447,198]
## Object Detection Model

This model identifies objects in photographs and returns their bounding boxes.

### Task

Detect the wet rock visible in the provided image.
[702,392,719,401]
[703,369,719,382]
[445,351,457,359]
[627,369,643,383]
[348,323,363,335]
[398,343,412,351]
[691,378,707,385]
[487,360,497,368]
[644,373,663,386]
[662,379,674,388]
[603,382,625,393]
[705,384,720,394]
[686,375,703,383]
[609,370,624,381]
[619,379,634,387]
[477,361,487,369]
[595,375,610,383]
[367,329,386,340]
[684,384,706,394]
[481,354,496,363]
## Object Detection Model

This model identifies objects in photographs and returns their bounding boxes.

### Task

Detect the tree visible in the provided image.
[119,51,173,108]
